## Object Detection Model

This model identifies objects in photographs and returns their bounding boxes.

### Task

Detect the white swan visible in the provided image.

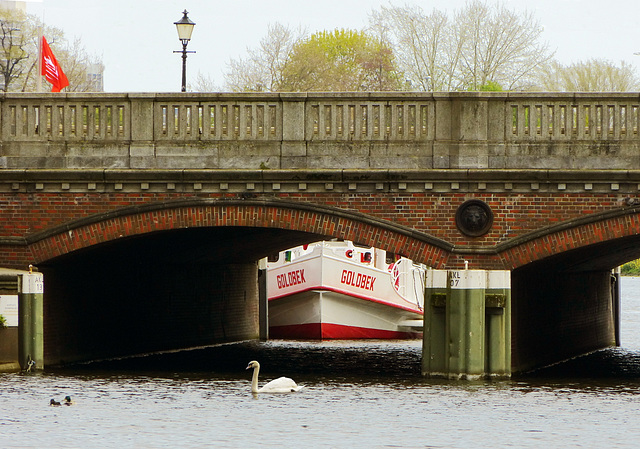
[246,360,304,394]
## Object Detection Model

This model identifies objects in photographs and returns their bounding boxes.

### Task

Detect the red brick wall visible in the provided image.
[1,191,634,271]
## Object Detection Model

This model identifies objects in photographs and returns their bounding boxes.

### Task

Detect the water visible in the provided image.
[3,279,640,448]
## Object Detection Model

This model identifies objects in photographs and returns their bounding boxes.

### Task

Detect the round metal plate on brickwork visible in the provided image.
[455,199,493,237]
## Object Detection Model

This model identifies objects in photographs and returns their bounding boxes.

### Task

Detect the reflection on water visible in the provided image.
[2,278,640,448]
[68,339,425,380]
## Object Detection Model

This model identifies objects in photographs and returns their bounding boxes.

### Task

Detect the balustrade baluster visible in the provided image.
[9,105,16,137]
[208,105,216,138]
[620,105,628,138]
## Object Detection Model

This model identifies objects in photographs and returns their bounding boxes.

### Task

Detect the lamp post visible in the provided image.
[174,9,195,92]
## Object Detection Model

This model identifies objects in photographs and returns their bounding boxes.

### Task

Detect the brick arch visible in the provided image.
[497,206,640,269]
[26,198,453,267]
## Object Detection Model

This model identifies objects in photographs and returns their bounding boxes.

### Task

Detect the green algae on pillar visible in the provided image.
[422,269,511,379]
[18,271,44,371]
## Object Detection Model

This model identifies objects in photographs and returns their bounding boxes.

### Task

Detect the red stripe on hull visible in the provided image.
[269,286,423,315]
[269,323,421,340]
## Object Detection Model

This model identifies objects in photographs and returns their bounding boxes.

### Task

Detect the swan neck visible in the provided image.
[251,365,260,394]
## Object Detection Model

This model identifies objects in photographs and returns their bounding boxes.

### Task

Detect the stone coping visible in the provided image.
[2,91,640,100]
[1,168,640,182]
[1,169,639,195]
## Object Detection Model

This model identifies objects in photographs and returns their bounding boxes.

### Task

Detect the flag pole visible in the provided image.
[37,6,45,92]
[36,30,42,92]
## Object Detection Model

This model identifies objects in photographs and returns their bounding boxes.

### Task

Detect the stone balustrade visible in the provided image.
[1,92,639,170]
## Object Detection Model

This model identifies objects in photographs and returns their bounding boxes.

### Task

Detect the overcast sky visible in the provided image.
[26,0,640,92]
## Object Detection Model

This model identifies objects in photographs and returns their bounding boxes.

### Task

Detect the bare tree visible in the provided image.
[0,8,103,92]
[222,2,561,93]
[53,37,104,92]
[368,1,554,91]
[18,21,65,92]
[453,1,554,90]
[0,8,30,91]
[192,71,219,92]
[224,23,305,92]
[368,4,455,91]
[534,59,640,92]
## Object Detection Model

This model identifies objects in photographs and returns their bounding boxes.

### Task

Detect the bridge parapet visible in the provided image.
[1,92,639,170]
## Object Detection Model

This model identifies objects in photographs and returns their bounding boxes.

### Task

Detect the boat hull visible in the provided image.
[268,289,422,339]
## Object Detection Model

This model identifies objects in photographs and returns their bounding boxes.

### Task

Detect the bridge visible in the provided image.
[1,91,640,377]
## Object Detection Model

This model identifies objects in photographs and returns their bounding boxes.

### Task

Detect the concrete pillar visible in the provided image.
[422,269,511,379]
[485,271,511,377]
[17,271,44,371]
[612,269,621,346]
[422,270,448,376]
[258,258,268,340]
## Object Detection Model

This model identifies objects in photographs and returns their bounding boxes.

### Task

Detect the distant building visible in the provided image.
[84,63,105,92]
[0,1,26,13]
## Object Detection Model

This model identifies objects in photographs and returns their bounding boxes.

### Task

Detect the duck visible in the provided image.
[245,360,304,394]
[49,399,61,407]
[63,396,74,406]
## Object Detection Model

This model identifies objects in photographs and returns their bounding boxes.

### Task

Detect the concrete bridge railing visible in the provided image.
[1,92,639,171]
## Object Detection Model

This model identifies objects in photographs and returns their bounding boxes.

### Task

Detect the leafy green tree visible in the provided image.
[224,26,403,92]
[621,259,640,276]
[477,81,503,91]
[279,29,403,92]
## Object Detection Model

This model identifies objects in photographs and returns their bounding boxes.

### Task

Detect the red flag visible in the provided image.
[41,36,69,92]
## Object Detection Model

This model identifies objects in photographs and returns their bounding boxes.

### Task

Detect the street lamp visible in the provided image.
[174,9,195,92]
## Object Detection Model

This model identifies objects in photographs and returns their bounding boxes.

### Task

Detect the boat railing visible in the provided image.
[318,241,375,266]
[389,259,426,310]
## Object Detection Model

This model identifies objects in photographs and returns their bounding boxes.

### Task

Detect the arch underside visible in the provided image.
[27,198,452,268]
[22,198,640,272]
[499,205,640,271]
[10,195,638,275]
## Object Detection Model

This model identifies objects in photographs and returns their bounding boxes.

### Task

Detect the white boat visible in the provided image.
[266,241,426,339]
